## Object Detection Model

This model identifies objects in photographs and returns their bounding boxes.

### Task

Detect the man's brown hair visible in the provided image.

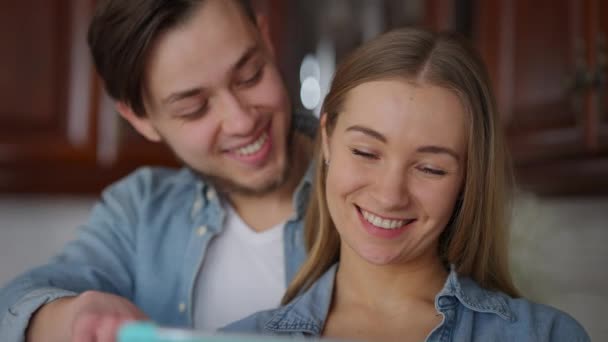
[88,0,256,116]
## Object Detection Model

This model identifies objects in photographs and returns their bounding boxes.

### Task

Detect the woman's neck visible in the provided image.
[333,247,448,313]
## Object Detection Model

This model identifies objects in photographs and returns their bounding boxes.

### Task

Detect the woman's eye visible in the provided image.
[419,166,447,176]
[351,148,378,160]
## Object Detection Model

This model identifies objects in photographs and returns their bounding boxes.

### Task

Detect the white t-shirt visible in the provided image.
[193,203,286,331]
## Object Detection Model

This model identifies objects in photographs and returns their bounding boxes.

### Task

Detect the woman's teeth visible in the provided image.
[235,133,268,156]
[362,209,407,229]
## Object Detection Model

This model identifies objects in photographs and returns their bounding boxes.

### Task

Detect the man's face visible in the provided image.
[125,0,292,195]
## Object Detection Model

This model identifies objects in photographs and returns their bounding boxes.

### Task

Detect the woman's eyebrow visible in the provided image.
[416,145,460,161]
[345,125,387,143]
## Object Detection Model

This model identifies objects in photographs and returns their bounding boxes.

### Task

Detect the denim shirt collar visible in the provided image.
[435,265,515,322]
[263,263,515,335]
[264,264,337,335]
[185,161,314,225]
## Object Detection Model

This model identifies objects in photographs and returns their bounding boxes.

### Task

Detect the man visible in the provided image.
[0,0,316,341]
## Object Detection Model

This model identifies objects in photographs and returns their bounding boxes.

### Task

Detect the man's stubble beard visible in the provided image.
[187,127,295,197]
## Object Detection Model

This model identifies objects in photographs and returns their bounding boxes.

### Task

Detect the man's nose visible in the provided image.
[220,91,255,135]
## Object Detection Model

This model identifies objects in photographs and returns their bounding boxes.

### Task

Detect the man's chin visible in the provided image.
[186,128,295,197]
[192,164,290,198]
[210,176,284,197]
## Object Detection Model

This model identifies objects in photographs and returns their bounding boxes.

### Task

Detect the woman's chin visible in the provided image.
[357,247,403,266]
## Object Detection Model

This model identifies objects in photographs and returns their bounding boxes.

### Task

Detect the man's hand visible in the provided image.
[27,290,148,342]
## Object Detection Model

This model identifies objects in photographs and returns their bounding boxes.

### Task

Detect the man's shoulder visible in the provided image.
[111,166,192,189]
[102,166,198,202]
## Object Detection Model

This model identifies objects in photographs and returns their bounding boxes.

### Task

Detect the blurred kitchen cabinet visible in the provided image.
[476,0,608,195]
[0,0,96,193]
[4,0,606,195]
[0,0,177,194]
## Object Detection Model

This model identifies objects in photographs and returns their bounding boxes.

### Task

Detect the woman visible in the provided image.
[221,28,590,341]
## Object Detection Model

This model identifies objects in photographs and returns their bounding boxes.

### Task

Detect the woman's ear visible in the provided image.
[320,113,330,165]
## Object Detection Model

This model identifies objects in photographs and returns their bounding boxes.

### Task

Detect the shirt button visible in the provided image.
[192,198,202,212]
[178,302,186,313]
[197,225,208,236]
[206,189,216,201]
[190,200,203,219]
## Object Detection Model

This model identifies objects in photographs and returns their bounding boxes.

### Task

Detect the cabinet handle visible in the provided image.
[566,34,607,125]
[565,38,590,123]
[597,31,606,124]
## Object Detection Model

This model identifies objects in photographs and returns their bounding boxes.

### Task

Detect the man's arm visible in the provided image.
[26,291,147,342]
[0,171,148,342]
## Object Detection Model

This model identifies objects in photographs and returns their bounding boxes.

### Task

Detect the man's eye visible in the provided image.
[180,102,209,120]
[237,65,264,87]
[351,148,378,160]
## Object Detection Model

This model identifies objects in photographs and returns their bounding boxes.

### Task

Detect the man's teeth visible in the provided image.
[235,133,268,156]
[362,209,407,229]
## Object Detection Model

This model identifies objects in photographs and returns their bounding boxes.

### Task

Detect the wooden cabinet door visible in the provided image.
[477,0,608,194]
[478,0,586,162]
[0,0,101,192]
[0,0,180,193]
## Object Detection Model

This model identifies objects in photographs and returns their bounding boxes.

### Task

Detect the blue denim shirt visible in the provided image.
[222,264,591,341]
[0,113,317,342]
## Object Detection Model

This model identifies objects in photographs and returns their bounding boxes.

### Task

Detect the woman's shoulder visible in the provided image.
[221,264,339,336]
[219,297,325,336]
[504,296,590,341]
[444,270,590,341]
[220,307,279,334]
[220,288,329,336]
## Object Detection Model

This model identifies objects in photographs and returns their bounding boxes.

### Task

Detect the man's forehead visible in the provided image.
[192,0,255,32]
[144,1,260,92]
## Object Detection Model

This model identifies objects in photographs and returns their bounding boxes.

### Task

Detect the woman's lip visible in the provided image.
[355,205,415,240]
[355,205,413,222]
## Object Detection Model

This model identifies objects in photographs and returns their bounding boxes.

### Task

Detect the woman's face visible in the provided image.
[322,79,467,266]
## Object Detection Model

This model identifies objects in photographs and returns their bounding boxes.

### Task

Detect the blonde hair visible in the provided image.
[283,28,519,304]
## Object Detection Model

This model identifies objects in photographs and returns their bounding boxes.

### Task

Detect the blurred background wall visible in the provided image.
[1,0,607,340]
